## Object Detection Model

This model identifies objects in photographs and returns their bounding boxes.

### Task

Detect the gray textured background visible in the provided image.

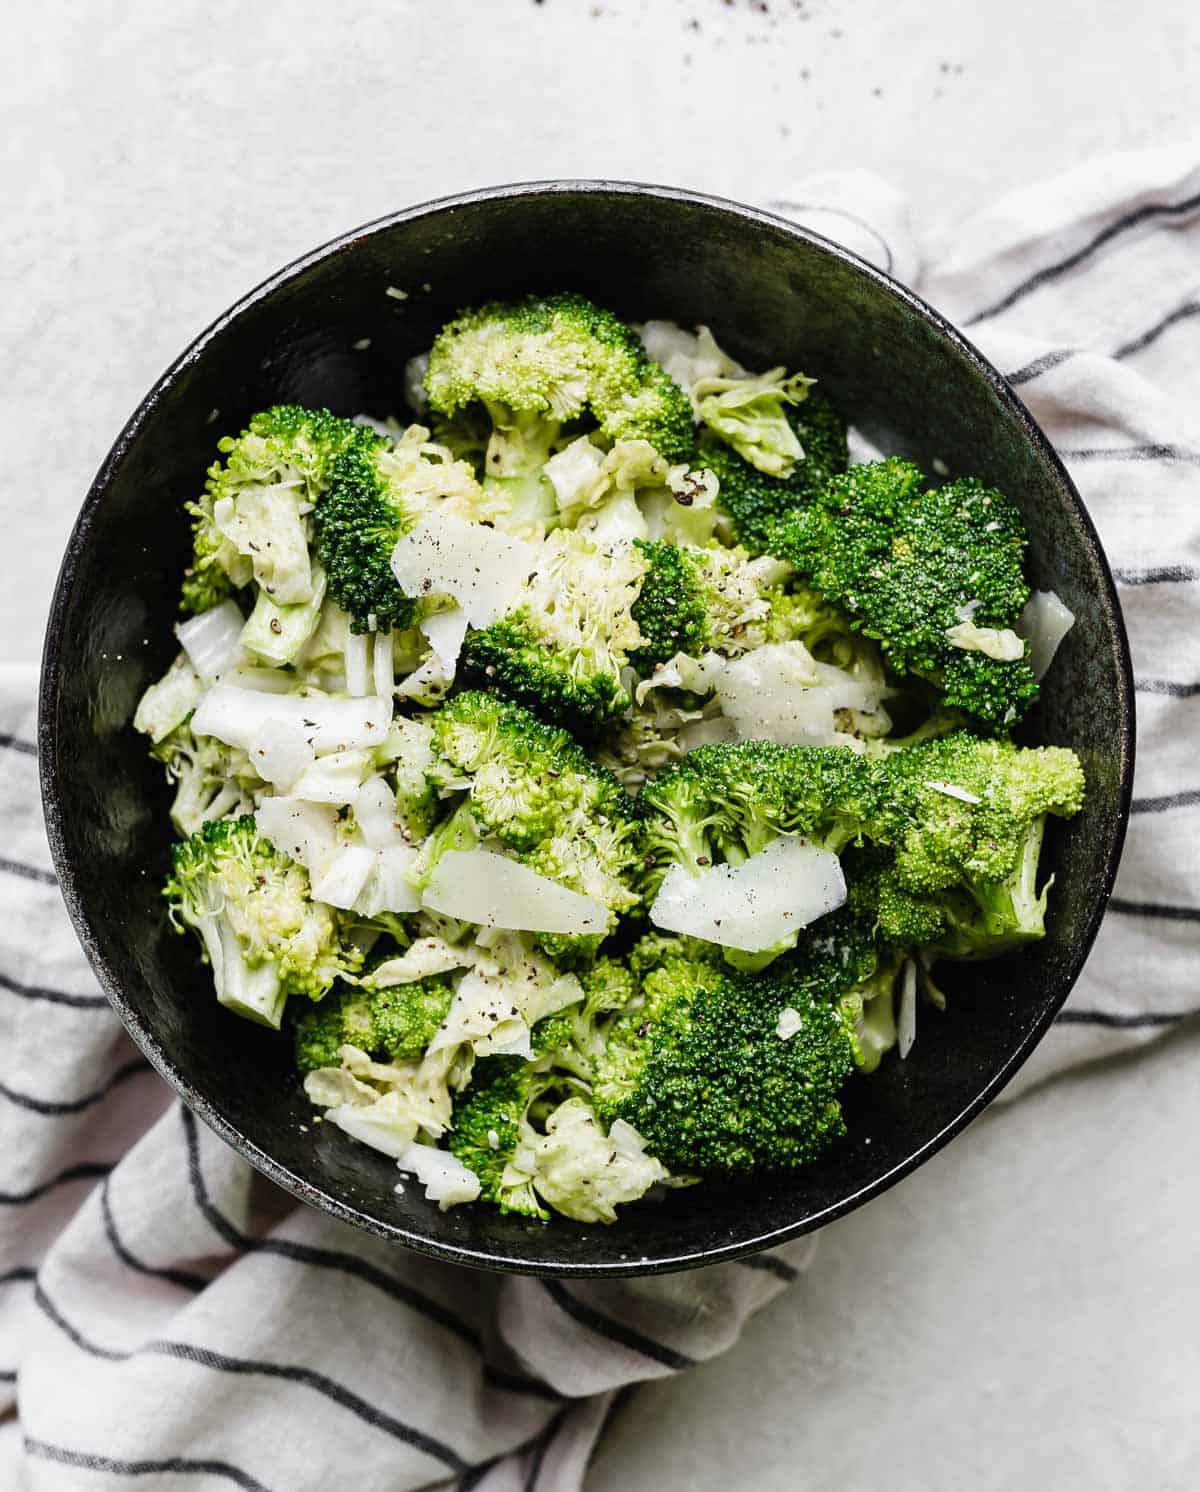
[4,2,1198,1486]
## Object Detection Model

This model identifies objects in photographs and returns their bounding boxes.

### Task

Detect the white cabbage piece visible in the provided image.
[309,844,377,910]
[427,934,582,1058]
[367,937,473,987]
[396,606,468,704]
[176,600,245,682]
[1017,589,1075,679]
[389,512,534,627]
[213,483,314,605]
[372,629,395,700]
[421,848,610,935]
[395,1142,481,1210]
[638,321,747,394]
[650,836,847,953]
[944,615,1026,661]
[528,1099,668,1224]
[714,641,888,746]
[354,775,405,849]
[191,686,391,756]
[254,797,340,876]
[133,653,205,744]
[343,629,372,696]
[404,351,431,415]
[289,748,372,806]
[248,718,316,789]
[353,845,421,918]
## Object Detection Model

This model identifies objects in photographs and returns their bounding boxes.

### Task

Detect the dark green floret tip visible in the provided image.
[313,433,421,634]
[461,617,632,729]
[772,457,1038,726]
[629,540,710,673]
[700,392,849,554]
[293,976,454,1073]
[593,935,859,1173]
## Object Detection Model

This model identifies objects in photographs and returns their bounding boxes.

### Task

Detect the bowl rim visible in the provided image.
[39,179,1136,1275]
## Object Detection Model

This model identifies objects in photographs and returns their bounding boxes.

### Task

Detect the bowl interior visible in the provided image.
[40,185,1132,1274]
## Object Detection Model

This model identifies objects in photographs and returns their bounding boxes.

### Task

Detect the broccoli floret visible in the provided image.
[447,1057,551,1219]
[165,816,361,1027]
[628,538,809,674]
[639,740,898,891]
[182,406,359,615]
[313,423,496,634]
[530,956,639,1081]
[428,691,642,959]
[774,458,1039,726]
[592,935,860,1173]
[294,976,454,1073]
[699,392,849,554]
[460,527,648,730]
[424,293,693,532]
[879,734,1085,957]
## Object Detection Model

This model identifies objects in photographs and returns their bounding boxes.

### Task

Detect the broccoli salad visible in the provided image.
[135,291,1084,1224]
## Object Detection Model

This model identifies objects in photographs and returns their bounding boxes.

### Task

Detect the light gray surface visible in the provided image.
[589,1027,1200,1492]
[4,1,1196,1486]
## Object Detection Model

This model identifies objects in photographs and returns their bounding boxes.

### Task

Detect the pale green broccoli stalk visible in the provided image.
[239,564,328,667]
[182,405,360,615]
[165,816,362,1027]
[151,723,259,838]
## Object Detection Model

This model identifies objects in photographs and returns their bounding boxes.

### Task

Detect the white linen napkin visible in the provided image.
[4,147,1199,1491]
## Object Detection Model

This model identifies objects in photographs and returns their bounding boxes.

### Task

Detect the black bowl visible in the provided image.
[40,183,1134,1275]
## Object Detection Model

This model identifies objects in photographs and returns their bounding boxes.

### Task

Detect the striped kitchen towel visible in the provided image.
[4,146,1200,1490]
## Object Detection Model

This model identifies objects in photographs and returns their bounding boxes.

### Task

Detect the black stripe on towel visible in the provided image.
[966,187,1200,324]
[0,1160,114,1206]
[179,1107,558,1401]
[523,1408,569,1492]
[100,1176,208,1293]
[0,968,109,1009]
[0,733,37,756]
[539,1280,696,1371]
[1130,789,1200,814]
[1136,677,1200,699]
[24,1439,275,1491]
[33,1282,472,1473]
[1114,298,1200,359]
[0,1056,151,1115]
[1057,1007,1199,1029]
[1059,443,1200,464]
[1005,348,1076,385]
[737,1252,800,1283]
[1113,565,1200,585]
[0,855,57,886]
[1108,897,1200,922]
[0,1266,36,1287]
